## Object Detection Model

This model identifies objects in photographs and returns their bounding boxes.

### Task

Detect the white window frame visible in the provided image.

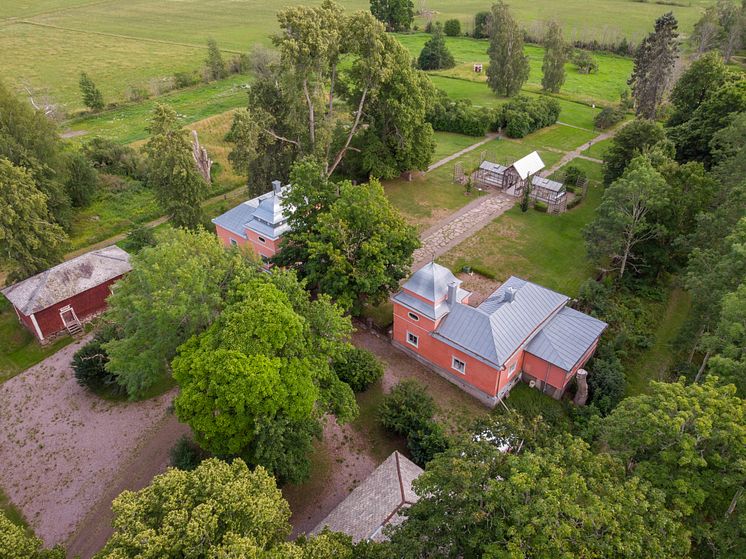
[229,238,238,246]
[452,356,466,374]
[407,332,419,348]
[408,312,420,321]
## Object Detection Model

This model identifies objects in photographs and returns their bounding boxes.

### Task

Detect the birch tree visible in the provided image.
[486,1,530,97]
[584,155,669,278]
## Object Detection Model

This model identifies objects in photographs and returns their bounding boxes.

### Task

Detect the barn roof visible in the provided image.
[311,451,423,543]
[526,306,607,370]
[511,151,545,180]
[212,181,291,240]
[2,246,131,315]
[433,277,568,368]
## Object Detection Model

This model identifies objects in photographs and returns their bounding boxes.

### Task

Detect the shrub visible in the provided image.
[333,346,385,392]
[495,95,561,138]
[418,25,455,71]
[594,106,625,130]
[563,164,587,186]
[228,53,252,74]
[64,152,99,208]
[443,19,461,36]
[72,326,123,395]
[379,379,436,436]
[173,71,200,89]
[533,200,548,212]
[82,137,147,180]
[125,85,150,102]
[123,224,157,253]
[573,50,598,74]
[474,11,491,38]
[424,20,434,33]
[169,435,208,470]
[587,350,626,415]
[427,90,494,136]
[408,422,449,466]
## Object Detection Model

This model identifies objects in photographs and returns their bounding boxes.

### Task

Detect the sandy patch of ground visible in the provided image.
[0,335,183,552]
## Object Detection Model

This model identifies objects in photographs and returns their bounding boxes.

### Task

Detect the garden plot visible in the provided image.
[0,336,180,548]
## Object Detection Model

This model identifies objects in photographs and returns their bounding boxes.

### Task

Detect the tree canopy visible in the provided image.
[486,1,530,97]
[0,511,65,559]
[370,0,414,31]
[541,21,567,93]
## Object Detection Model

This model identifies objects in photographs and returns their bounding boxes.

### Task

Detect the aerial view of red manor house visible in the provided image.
[392,262,607,407]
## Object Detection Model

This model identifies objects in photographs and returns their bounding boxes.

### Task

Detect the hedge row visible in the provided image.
[427,91,496,137]
[495,95,561,138]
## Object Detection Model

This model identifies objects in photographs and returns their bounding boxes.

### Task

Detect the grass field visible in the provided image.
[2,0,714,111]
[440,160,604,296]
[397,34,634,105]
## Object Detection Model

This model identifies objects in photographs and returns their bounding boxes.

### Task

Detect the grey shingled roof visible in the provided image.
[392,262,470,320]
[311,451,423,543]
[526,306,608,370]
[2,246,131,315]
[433,277,568,368]
[531,175,565,192]
[212,184,291,240]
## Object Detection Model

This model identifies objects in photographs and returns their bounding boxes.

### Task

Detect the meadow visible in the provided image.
[1,0,714,111]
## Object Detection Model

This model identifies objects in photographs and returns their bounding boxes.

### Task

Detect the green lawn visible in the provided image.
[397,34,634,105]
[440,161,604,297]
[432,131,485,162]
[583,136,614,160]
[0,298,74,384]
[626,287,691,396]
[0,486,28,531]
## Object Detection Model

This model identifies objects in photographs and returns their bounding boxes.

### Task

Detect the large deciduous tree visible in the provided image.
[628,12,679,119]
[226,1,434,189]
[584,155,670,278]
[370,0,414,31]
[705,283,746,395]
[541,20,567,93]
[603,118,670,185]
[103,228,249,397]
[0,159,66,282]
[79,72,104,111]
[377,434,689,558]
[282,174,419,314]
[145,104,208,229]
[667,51,732,127]
[487,1,530,97]
[0,511,65,559]
[94,458,355,558]
[601,378,746,557]
[173,274,357,483]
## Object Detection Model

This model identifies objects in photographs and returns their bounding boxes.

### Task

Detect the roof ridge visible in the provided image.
[20,269,51,315]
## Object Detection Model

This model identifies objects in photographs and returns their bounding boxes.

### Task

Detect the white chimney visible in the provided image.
[446,281,459,305]
[272,180,282,194]
[503,287,516,303]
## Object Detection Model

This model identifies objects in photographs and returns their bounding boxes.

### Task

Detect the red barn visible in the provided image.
[391,262,607,407]
[2,246,131,343]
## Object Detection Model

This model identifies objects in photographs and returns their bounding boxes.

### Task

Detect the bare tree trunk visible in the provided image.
[191,130,213,184]
[693,350,712,383]
[688,326,705,364]
[619,236,632,278]
[327,87,368,178]
[726,487,743,517]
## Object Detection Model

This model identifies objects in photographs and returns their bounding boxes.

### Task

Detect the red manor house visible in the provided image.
[212,180,290,263]
[392,263,607,407]
[2,246,131,343]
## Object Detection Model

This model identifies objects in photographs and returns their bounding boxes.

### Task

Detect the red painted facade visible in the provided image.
[392,271,603,406]
[13,275,124,342]
[215,224,281,261]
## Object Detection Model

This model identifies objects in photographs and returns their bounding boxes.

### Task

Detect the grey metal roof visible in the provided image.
[2,246,131,315]
[511,151,545,180]
[479,161,507,174]
[311,451,422,543]
[400,262,460,302]
[434,277,569,367]
[212,183,291,240]
[531,175,565,192]
[526,306,608,370]
[392,287,470,321]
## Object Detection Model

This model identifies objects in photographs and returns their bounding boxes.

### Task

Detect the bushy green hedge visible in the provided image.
[428,91,496,137]
[495,96,561,138]
[333,346,384,392]
[71,325,124,396]
[443,19,461,36]
[563,164,587,186]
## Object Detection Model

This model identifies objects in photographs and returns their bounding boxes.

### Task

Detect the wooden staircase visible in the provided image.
[60,305,84,337]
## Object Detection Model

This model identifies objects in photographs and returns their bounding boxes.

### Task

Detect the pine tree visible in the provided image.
[486,1,530,97]
[79,72,104,111]
[205,38,227,81]
[418,24,455,70]
[541,21,567,93]
[628,12,679,119]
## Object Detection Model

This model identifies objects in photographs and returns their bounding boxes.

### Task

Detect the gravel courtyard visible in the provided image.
[0,335,184,551]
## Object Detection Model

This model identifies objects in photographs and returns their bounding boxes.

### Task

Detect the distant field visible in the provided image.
[2,0,714,111]
[398,34,634,104]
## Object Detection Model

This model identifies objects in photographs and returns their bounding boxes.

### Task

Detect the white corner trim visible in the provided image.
[29,313,44,342]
